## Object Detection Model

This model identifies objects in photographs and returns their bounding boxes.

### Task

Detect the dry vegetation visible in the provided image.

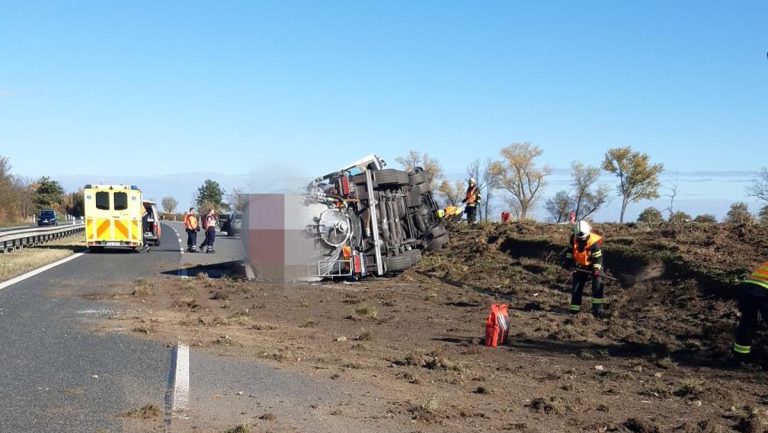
[0,235,84,282]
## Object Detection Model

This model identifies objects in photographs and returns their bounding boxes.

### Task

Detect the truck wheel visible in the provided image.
[374,169,409,186]
[409,171,427,185]
[411,182,431,195]
[385,249,422,272]
[428,225,447,238]
[427,233,449,250]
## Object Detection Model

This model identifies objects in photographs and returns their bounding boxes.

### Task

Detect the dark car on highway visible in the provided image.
[221,212,242,237]
[37,209,57,226]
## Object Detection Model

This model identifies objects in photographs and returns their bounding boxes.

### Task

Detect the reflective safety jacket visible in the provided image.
[464,185,480,206]
[571,234,603,270]
[184,213,198,230]
[745,262,768,290]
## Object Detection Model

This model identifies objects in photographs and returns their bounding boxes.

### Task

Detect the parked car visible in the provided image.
[37,209,57,226]
[221,212,242,236]
[142,201,162,246]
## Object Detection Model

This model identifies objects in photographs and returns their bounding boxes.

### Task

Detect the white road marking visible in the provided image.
[0,252,85,291]
[171,343,189,418]
[77,309,114,315]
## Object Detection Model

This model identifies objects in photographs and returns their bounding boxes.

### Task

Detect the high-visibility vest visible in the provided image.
[465,186,479,205]
[572,234,603,267]
[745,262,768,290]
[184,214,198,230]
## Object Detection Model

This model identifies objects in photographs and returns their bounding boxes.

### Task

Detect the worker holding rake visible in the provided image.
[565,220,606,318]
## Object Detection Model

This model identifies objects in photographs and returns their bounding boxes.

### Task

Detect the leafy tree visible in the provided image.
[499,143,551,221]
[637,207,663,224]
[758,205,768,225]
[437,179,465,207]
[161,196,179,214]
[545,191,575,223]
[602,147,664,223]
[668,211,692,224]
[466,158,504,221]
[725,202,753,225]
[693,214,717,224]
[395,150,443,190]
[747,167,768,202]
[62,189,85,217]
[195,179,225,210]
[0,156,21,222]
[34,176,65,211]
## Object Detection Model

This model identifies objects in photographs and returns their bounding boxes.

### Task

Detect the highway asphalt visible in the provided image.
[0,225,182,432]
[0,221,375,432]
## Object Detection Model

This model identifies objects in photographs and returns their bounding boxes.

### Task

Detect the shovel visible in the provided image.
[572,268,663,287]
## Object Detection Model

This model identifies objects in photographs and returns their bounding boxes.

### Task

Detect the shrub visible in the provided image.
[693,214,717,224]
[668,211,692,224]
[637,207,663,224]
[725,202,753,225]
[758,205,768,225]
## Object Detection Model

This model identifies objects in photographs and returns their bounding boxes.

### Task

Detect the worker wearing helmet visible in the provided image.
[462,177,481,223]
[732,261,768,363]
[565,221,605,317]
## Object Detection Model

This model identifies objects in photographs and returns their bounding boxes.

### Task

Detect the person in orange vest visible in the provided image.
[565,220,605,317]
[462,177,480,223]
[183,207,200,252]
[732,261,768,362]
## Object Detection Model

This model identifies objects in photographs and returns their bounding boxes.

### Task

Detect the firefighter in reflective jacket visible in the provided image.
[565,220,605,317]
[462,178,480,223]
[732,261,768,360]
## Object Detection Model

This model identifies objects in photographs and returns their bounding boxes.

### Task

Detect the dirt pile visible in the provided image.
[88,220,768,433]
[416,221,768,364]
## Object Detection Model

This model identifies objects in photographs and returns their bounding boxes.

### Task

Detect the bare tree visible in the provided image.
[602,147,664,223]
[162,196,179,214]
[747,167,768,202]
[662,172,680,218]
[498,143,551,221]
[395,150,443,190]
[437,179,465,206]
[545,191,575,223]
[570,162,610,219]
[579,185,610,220]
[227,188,249,212]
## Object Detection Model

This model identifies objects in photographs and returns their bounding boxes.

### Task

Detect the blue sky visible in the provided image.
[1,1,766,219]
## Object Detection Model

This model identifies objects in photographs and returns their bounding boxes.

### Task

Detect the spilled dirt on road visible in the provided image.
[87,221,768,432]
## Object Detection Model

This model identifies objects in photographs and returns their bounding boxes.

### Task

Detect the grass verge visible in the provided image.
[0,235,84,282]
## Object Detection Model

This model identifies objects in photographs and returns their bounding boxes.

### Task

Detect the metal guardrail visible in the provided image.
[0,222,85,253]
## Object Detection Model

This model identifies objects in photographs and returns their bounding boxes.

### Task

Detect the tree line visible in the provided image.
[393,145,768,224]
[0,156,85,223]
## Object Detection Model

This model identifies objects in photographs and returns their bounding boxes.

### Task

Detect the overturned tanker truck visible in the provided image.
[304,154,448,279]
